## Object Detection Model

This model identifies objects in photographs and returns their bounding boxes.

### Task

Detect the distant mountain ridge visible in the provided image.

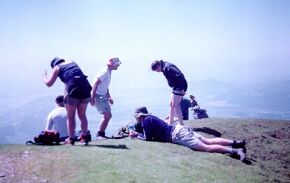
[189,79,290,119]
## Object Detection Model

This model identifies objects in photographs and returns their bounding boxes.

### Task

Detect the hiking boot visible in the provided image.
[64,137,75,145]
[232,140,246,149]
[79,135,89,146]
[96,131,110,140]
[232,148,246,161]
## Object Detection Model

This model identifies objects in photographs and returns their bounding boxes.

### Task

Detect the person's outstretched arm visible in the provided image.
[42,67,59,87]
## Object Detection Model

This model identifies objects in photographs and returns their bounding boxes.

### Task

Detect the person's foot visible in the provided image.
[96,131,110,140]
[79,135,89,146]
[232,140,246,149]
[64,137,75,145]
[232,148,246,161]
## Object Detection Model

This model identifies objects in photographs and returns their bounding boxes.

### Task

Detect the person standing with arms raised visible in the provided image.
[151,60,187,125]
[42,57,92,145]
[90,57,121,139]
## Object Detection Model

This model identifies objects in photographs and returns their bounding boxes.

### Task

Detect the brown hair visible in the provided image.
[151,60,162,71]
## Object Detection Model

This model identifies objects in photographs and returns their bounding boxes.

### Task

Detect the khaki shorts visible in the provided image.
[171,124,203,149]
[94,94,111,114]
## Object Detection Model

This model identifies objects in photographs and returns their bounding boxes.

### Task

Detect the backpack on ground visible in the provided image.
[26,130,61,145]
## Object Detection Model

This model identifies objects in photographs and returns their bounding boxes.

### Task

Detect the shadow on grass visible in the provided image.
[192,127,222,137]
[228,154,253,165]
[86,144,129,149]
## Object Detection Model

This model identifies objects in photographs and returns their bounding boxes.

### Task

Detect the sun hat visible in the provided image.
[108,57,122,67]
[134,106,151,118]
[50,57,65,68]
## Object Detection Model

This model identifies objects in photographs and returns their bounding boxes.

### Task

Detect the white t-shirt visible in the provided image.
[45,107,68,138]
[93,67,111,95]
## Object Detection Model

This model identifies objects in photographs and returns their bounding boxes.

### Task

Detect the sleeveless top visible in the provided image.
[58,62,92,99]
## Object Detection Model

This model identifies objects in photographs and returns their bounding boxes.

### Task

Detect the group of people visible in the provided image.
[42,57,246,161]
[43,57,121,145]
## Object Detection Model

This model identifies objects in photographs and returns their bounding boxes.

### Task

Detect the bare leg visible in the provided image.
[77,102,89,136]
[66,104,77,138]
[193,140,246,161]
[98,111,112,132]
[199,136,233,146]
[169,94,184,125]
[169,95,175,125]
[193,141,233,154]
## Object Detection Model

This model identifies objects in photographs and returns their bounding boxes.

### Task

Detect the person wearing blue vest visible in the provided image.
[42,57,92,145]
[129,106,246,161]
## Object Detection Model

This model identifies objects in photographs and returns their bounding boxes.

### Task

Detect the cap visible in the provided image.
[50,57,65,68]
[134,106,151,118]
[108,57,122,67]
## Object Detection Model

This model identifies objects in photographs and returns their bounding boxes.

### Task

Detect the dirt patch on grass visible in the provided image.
[0,147,75,183]
[188,118,290,183]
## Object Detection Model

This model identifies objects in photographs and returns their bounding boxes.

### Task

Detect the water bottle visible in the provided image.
[128,120,135,133]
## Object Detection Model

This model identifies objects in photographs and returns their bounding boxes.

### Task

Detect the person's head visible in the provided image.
[55,95,64,107]
[134,106,150,122]
[107,57,122,71]
[189,95,195,100]
[151,60,162,72]
[50,57,65,68]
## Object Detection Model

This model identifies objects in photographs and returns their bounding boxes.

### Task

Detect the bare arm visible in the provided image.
[42,67,59,87]
[107,89,114,105]
[90,78,102,106]
[45,115,53,130]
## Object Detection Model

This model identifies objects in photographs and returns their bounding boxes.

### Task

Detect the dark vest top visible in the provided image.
[58,62,86,84]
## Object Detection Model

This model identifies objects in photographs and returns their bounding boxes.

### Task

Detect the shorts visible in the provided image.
[171,124,203,149]
[64,94,90,105]
[172,79,188,96]
[94,94,111,114]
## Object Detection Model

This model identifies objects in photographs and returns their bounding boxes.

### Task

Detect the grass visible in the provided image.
[0,118,289,183]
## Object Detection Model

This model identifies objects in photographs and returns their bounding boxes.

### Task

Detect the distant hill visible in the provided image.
[189,79,290,119]
[1,79,289,144]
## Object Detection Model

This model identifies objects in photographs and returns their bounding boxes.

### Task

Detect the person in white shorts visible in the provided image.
[129,106,247,161]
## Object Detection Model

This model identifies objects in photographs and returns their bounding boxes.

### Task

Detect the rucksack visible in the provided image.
[26,130,61,145]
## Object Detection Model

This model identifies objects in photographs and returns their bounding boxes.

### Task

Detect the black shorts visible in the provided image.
[172,79,187,96]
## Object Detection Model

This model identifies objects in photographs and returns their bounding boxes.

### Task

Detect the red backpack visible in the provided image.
[26,130,61,145]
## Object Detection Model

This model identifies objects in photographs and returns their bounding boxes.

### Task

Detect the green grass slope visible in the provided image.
[0,118,289,183]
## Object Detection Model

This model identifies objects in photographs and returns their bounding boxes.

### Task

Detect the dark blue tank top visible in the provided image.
[58,62,86,83]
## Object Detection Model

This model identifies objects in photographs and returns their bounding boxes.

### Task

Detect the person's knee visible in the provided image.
[77,112,87,121]
[104,112,112,121]
[67,114,75,122]
[200,137,212,145]
[194,143,212,152]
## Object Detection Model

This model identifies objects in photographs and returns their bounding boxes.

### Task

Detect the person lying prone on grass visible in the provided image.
[129,106,246,161]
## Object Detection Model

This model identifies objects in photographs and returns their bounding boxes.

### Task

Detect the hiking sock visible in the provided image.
[79,135,89,145]
[232,148,245,161]
[65,137,75,145]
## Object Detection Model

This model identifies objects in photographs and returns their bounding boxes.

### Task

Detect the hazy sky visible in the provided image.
[0,0,289,97]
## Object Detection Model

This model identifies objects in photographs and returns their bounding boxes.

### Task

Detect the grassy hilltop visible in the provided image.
[0,118,289,183]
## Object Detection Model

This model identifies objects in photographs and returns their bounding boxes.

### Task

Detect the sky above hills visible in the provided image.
[0,0,289,97]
